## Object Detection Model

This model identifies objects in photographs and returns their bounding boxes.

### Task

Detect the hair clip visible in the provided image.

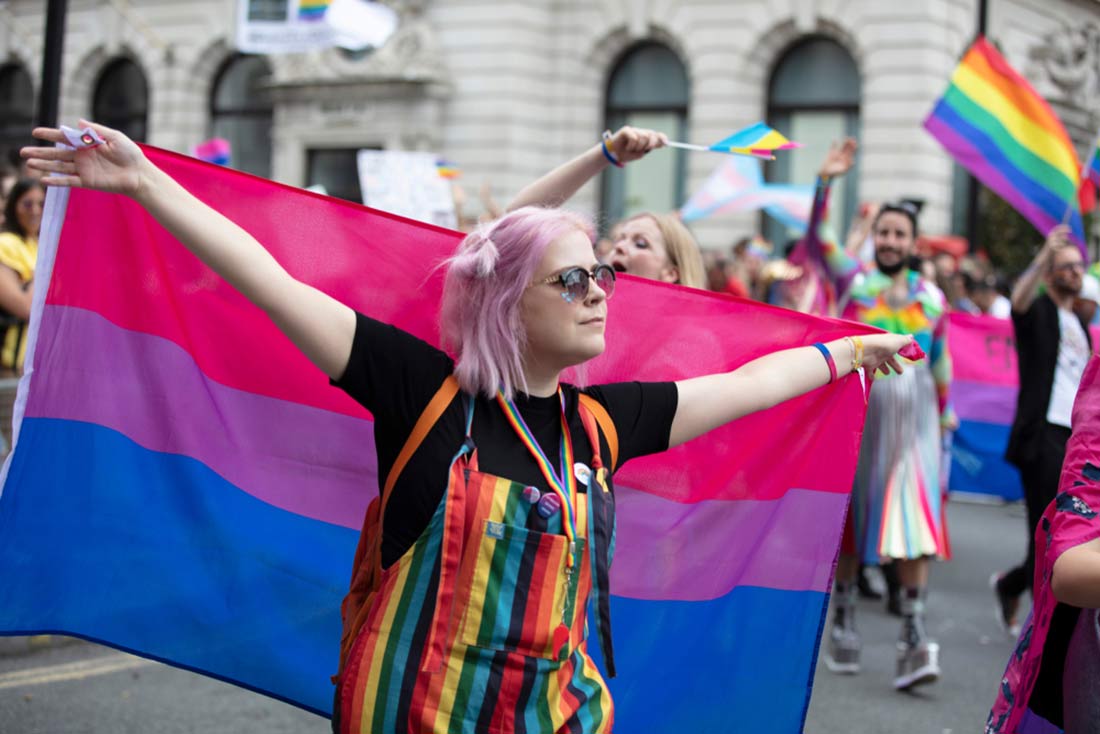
[60,125,105,150]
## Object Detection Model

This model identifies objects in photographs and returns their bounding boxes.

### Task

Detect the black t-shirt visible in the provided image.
[334,312,678,567]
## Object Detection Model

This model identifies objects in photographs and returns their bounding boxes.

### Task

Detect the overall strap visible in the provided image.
[576,394,618,677]
[577,393,618,472]
[381,375,461,512]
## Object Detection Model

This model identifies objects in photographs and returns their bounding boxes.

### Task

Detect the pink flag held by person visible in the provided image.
[0,146,880,732]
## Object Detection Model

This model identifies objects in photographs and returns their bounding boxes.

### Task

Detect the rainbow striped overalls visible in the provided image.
[338,384,617,733]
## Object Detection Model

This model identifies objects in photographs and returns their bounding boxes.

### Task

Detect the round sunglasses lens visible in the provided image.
[595,266,615,297]
[562,268,589,301]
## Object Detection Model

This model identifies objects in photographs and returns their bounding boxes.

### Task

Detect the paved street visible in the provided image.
[0,500,1029,733]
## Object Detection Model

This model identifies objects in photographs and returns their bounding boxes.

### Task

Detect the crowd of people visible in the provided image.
[13,118,1100,733]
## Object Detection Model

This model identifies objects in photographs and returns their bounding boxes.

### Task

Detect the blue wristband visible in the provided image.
[811,342,837,383]
[600,131,624,168]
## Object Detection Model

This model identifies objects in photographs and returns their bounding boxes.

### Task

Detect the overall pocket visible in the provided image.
[460,521,584,659]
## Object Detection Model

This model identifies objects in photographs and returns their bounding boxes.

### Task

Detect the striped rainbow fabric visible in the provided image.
[299,0,330,21]
[1085,142,1100,188]
[924,36,1086,246]
[0,147,878,731]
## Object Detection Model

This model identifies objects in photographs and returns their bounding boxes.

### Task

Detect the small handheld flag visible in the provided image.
[1083,140,1100,189]
[435,159,461,179]
[192,138,231,166]
[666,122,802,160]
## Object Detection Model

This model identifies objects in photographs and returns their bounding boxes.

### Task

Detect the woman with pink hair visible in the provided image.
[24,122,913,734]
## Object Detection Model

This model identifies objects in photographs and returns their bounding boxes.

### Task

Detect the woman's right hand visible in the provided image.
[606,126,668,164]
[21,120,148,198]
[858,332,916,376]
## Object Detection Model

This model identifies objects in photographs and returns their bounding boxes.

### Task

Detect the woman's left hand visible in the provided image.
[859,333,917,376]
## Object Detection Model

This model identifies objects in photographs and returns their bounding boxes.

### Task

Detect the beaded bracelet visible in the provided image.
[601,130,624,168]
[811,342,837,383]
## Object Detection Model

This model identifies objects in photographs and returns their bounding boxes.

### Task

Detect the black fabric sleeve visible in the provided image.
[582,381,678,467]
[332,311,454,425]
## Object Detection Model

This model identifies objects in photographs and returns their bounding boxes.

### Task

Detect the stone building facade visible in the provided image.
[1,0,1099,248]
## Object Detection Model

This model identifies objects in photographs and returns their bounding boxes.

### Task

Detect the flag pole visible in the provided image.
[665,141,774,160]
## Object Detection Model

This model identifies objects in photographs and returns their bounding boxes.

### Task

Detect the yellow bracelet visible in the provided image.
[852,336,864,370]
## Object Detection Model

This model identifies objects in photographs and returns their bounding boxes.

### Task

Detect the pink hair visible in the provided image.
[440,206,596,399]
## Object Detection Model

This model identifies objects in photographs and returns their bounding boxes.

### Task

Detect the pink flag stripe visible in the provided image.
[946,313,1017,385]
[28,305,376,529]
[951,379,1018,425]
[611,486,848,599]
[45,151,460,418]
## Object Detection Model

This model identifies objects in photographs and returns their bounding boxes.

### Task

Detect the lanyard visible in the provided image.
[496,388,578,569]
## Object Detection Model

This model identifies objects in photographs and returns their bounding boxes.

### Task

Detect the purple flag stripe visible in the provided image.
[952,379,1018,424]
[611,486,848,599]
[924,115,1057,238]
[27,305,377,529]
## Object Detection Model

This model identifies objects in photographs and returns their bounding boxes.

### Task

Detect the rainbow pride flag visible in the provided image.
[924,37,1086,246]
[435,159,461,179]
[0,147,877,730]
[1084,142,1100,188]
[680,154,813,232]
[298,0,329,21]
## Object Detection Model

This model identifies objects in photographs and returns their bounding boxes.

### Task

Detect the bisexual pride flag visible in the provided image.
[0,147,877,731]
[947,313,1024,501]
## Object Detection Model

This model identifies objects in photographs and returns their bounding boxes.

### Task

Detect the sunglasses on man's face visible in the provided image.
[532,264,616,302]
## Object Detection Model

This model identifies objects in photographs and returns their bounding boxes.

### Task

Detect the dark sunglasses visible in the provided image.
[532,264,616,302]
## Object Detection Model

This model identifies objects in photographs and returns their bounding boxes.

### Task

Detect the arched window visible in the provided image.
[767,37,861,246]
[0,64,34,152]
[210,55,273,179]
[602,43,689,224]
[93,59,149,142]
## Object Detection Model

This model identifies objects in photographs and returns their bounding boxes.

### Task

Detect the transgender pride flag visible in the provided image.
[680,154,813,234]
[0,147,876,731]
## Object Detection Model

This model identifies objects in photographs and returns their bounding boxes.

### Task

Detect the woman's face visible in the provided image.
[520,229,609,372]
[608,216,679,283]
[15,186,44,238]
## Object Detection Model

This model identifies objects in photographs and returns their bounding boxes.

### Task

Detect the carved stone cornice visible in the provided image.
[269,0,450,95]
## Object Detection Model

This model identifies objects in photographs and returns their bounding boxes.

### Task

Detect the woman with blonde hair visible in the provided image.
[509,126,706,288]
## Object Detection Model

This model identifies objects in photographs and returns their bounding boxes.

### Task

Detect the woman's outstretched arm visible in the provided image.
[506,126,666,211]
[23,121,355,380]
[669,332,912,447]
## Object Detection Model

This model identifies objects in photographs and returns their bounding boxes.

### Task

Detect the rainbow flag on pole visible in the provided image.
[0,147,876,730]
[924,37,1086,246]
[1083,141,1100,188]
